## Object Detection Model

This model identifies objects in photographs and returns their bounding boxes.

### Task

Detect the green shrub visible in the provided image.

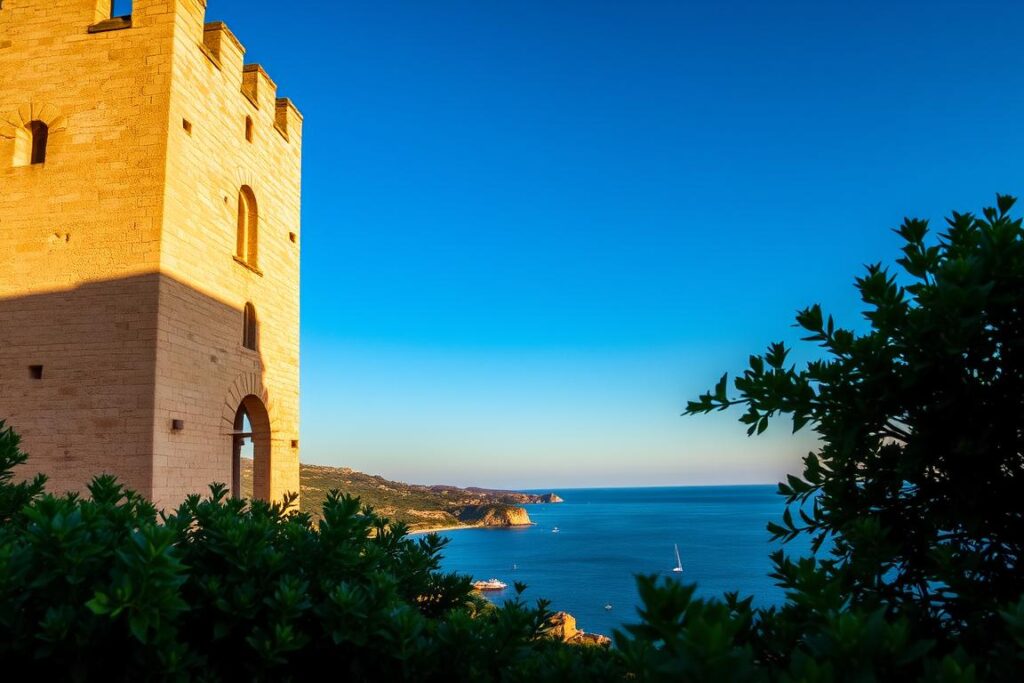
[0,422,619,681]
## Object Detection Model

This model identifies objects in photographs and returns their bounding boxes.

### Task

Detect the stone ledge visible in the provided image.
[232,255,264,277]
[88,16,132,34]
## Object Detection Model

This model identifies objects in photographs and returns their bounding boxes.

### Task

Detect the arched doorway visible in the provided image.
[232,395,272,500]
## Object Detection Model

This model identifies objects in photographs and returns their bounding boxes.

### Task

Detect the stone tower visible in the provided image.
[0,0,302,509]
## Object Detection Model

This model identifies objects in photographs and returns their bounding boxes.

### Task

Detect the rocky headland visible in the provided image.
[456,503,532,527]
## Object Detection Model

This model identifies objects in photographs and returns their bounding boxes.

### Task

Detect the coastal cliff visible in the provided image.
[456,504,532,527]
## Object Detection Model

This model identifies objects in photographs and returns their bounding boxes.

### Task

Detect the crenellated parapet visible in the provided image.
[1,1,301,141]
[189,13,303,143]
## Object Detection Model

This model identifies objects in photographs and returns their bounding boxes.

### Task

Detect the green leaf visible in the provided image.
[714,373,729,401]
[86,593,111,615]
[996,193,1016,216]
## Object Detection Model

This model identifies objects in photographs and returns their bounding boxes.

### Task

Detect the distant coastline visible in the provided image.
[240,458,562,530]
[409,521,536,536]
[408,524,473,536]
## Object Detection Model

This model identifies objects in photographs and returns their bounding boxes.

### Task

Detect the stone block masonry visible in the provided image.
[0,0,302,509]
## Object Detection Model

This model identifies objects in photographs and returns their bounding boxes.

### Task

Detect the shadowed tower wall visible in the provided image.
[0,0,302,509]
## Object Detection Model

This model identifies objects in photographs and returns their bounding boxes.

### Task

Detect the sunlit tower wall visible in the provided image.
[0,0,302,509]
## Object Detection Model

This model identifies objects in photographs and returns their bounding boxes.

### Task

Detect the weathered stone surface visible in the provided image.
[543,611,612,648]
[569,632,612,647]
[544,611,578,641]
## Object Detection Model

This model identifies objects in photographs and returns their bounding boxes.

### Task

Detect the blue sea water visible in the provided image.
[435,485,810,637]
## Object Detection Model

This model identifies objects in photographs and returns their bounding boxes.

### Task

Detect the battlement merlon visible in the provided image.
[240,64,275,110]
[172,0,301,129]
[201,21,245,74]
[275,98,303,141]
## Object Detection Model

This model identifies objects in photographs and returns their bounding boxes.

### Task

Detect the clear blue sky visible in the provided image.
[214,0,1024,488]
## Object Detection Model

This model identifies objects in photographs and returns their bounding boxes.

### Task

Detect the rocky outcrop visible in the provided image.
[543,611,579,641]
[571,632,612,647]
[456,504,532,527]
[537,493,564,503]
[543,611,611,648]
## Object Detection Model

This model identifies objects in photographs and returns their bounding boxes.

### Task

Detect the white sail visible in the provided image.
[673,543,683,572]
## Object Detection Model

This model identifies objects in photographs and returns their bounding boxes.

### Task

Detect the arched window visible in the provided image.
[242,302,258,350]
[28,121,48,164]
[13,120,48,167]
[232,394,271,500]
[245,116,254,142]
[236,185,258,266]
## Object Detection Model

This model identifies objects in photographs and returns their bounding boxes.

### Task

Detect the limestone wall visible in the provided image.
[0,0,302,508]
[151,0,301,506]
[0,0,179,496]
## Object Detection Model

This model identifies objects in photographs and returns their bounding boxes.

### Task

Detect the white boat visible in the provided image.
[672,544,683,573]
[552,526,560,533]
[604,603,613,611]
[472,578,508,591]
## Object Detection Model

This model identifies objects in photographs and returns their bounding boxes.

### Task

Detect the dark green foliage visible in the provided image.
[684,195,1024,678]
[0,424,619,681]
[0,420,45,522]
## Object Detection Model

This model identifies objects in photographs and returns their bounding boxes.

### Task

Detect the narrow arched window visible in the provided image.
[28,121,48,164]
[13,120,48,167]
[236,185,258,266]
[245,116,254,142]
[242,302,258,350]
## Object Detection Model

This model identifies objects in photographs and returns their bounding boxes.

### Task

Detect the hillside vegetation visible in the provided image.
[242,459,559,531]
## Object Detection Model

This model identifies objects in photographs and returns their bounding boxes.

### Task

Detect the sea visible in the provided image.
[435,485,812,637]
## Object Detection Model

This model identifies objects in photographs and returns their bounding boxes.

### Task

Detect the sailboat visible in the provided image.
[672,544,684,573]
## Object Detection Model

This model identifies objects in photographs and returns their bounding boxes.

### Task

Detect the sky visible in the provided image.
[211,0,1024,488]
